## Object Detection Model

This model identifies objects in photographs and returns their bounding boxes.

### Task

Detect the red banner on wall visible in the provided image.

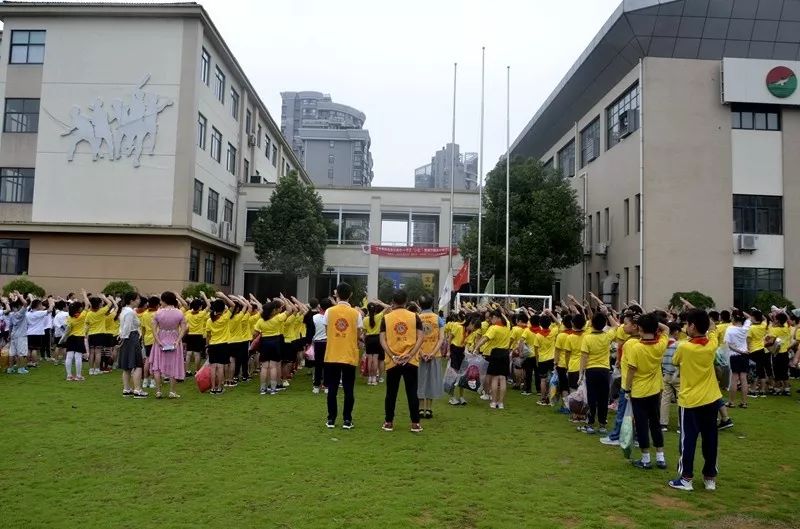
[368,245,459,258]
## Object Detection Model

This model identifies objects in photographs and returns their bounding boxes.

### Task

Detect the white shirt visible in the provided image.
[119,307,140,339]
[321,301,364,329]
[53,311,69,337]
[26,310,50,335]
[312,312,327,342]
[724,323,750,356]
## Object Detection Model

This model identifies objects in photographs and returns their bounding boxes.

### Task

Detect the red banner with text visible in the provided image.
[368,245,459,258]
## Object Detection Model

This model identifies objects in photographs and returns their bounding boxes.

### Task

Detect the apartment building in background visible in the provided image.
[414,143,478,192]
[0,1,305,294]
[281,91,374,187]
[511,0,800,309]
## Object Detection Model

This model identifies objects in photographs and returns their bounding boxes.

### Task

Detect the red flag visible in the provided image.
[453,259,470,291]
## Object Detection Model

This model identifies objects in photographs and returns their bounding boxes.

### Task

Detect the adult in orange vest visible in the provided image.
[380,289,425,433]
[322,283,363,430]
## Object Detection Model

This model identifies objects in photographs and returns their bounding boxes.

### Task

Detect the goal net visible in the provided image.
[454,293,553,313]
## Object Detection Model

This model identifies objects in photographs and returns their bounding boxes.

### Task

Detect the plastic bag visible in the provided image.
[619,398,635,459]
[457,353,488,392]
[304,344,315,361]
[195,361,212,393]
[566,380,588,415]
[443,365,460,393]
[548,370,559,402]
[714,347,729,367]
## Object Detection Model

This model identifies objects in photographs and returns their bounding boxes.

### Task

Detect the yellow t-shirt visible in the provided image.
[615,326,631,343]
[255,312,288,338]
[768,323,792,353]
[554,331,571,368]
[625,334,668,398]
[418,312,441,357]
[185,309,209,336]
[67,311,88,337]
[205,310,232,346]
[363,313,383,336]
[619,337,639,385]
[580,328,616,370]
[464,329,478,351]
[567,331,584,372]
[248,312,260,338]
[747,321,767,353]
[105,312,120,337]
[673,332,721,408]
[715,322,730,346]
[383,309,420,369]
[85,306,111,336]
[483,324,512,353]
[283,313,303,342]
[510,325,526,349]
[449,322,466,347]
[234,311,255,343]
[140,309,157,346]
[534,326,558,363]
[324,303,361,366]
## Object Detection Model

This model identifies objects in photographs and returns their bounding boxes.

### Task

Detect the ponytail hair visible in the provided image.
[209,299,226,322]
[261,300,281,321]
[367,302,378,328]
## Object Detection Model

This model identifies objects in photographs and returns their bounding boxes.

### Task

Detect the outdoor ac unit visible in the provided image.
[248,134,257,147]
[618,108,638,138]
[594,242,608,256]
[219,221,232,242]
[209,221,218,235]
[736,234,758,252]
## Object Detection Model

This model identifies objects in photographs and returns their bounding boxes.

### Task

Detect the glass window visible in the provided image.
[272,145,278,166]
[557,140,575,177]
[223,199,234,224]
[250,171,261,184]
[200,48,210,85]
[0,168,34,203]
[635,194,641,233]
[323,211,340,243]
[265,136,271,159]
[10,30,45,64]
[245,109,251,132]
[214,67,225,103]
[604,207,610,241]
[733,194,782,235]
[245,209,260,242]
[586,215,593,247]
[542,158,554,172]
[580,118,600,167]
[412,215,439,247]
[243,159,249,180]
[624,198,630,236]
[731,103,780,131]
[192,179,203,215]
[0,239,30,275]
[606,83,640,149]
[204,253,216,284]
[226,143,237,175]
[189,247,200,282]
[207,188,219,222]
[257,125,262,146]
[734,267,783,309]
[197,113,207,150]
[230,88,239,120]
[210,128,222,162]
[284,162,290,176]
[341,213,370,244]
[221,256,232,286]
[3,98,39,132]
[452,215,474,245]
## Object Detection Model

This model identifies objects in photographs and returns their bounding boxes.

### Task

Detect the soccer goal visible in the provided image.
[454,293,553,313]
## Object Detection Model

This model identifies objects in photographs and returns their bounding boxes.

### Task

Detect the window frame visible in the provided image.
[226,143,237,175]
[220,256,232,287]
[265,136,271,159]
[192,179,204,215]
[0,238,30,275]
[635,193,641,233]
[734,267,784,310]
[230,88,240,121]
[0,167,34,203]
[189,247,200,282]
[733,194,782,235]
[731,103,781,131]
[204,252,216,284]
[223,199,234,224]
[3,98,40,133]
[9,30,45,65]
[210,127,222,162]
[580,118,600,167]
[272,145,278,167]
[207,188,219,222]
[200,48,210,86]
[557,140,575,178]
[197,113,207,150]
[214,66,226,104]
[606,82,640,150]
[624,198,630,236]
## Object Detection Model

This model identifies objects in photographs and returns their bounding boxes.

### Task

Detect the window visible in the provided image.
[0,168,34,203]
[452,215,474,245]
[265,136,271,158]
[586,215,593,247]
[200,48,210,85]
[245,109,251,133]
[4,98,39,132]
[226,143,237,175]
[734,268,783,310]
[328,154,335,164]
[207,188,219,222]
[192,179,203,215]
[543,158,554,172]
[210,127,222,162]
[243,159,249,180]
[607,83,640,149]
[341,213,370,244]
[635,193,641,233]
[0,239,30,275]
[221,256,232,286]
[230,88,239,120]
[595,211,600,243]
[214,67,225,103]
[557,140,575,177]
[250,171,261,184]
[189,247,200,282]
[197,113,207,150]
[634,265,640,300]
[284,162,290,176]
[624,267,630,303]
[731,104,780,131]
[604,207,610,241]
[204,253,216,284]
[580,118,600,167]
[323,211,340,243]
[733,195,782,235]
[245,209,259,242]
[223,199,234,224]
[624,198,630,236]
[271,145,278,166]
[587,273,592,293]
[257,125,262,147]
[10,30,45,64]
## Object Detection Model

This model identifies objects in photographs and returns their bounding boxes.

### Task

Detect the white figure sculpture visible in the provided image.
[86,98,114,159]
[61,106,99,161]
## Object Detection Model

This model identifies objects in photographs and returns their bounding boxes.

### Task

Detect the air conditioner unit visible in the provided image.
[594,242,609,256]
[219,221,232,242]
[618,109,638,138]
[209,221,218,235]
[736,234,758,252]
[248,134,257,147]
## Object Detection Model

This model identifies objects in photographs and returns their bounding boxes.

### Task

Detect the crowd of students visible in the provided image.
[2,284,799,492]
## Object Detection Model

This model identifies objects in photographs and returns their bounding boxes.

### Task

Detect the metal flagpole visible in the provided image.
[504,65,510,295]
[448,62,457,281]
[477,46,485,294]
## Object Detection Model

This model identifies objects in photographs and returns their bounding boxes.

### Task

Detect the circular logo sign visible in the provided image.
[393,322,408,336]
[335,318,349,332]
[766,66,797,98]
[422,322,433,336]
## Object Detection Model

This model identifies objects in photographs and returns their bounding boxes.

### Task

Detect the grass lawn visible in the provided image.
[1,363,797,529]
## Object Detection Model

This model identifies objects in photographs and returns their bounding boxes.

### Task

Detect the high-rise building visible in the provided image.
[414,143,478,191]
[280,91,374,187]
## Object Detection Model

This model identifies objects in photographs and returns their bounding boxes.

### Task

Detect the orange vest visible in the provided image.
[419,312,440,357]
[383,309,419,369]
[324,303,360,366]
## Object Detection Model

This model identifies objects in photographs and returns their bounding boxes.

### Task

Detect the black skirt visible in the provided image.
[487,348,510,377]
[118,332,144,370]
[65,335,86,354]
[185,334,206,353]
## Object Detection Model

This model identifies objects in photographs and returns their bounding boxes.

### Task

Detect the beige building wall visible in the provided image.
[642,57,733,308]
[782,108,800,303]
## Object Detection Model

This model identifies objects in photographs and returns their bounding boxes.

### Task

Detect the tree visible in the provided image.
[378,276,395,303]
[348,276,367,308]
[181,283,216,299]
[404,276,433,302]
[752,292,795,314]
[669,291,715,310]
[2,277,45,297]
[460,157,584,295]
[252,171,327,278]
[102,281,137,297]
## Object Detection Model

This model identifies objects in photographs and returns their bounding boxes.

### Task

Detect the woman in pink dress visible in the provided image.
[149,292,187,399]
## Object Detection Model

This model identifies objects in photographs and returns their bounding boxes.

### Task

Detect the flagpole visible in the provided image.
[477,46,485,294]
[448,62,457,285]
[504,65,510,296]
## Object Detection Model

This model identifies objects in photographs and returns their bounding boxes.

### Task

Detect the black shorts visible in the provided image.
[487,348,510,377]
[556,366,568,391]
[144,344,153,358]
[208,343,229,365]
[537,359,555,378]
[234,341,249,357]
[567,371,580,390]
[185,334,206,353]
[365,335,383,356]
[773,352,790,381]
[449,345,466,371]
[281,339,297,362]
[729,354,750,374]
[750,349,772,379]
[65,335,86,354]
[88,334,107,348]
[259,336,283,363]
[27,334,44,350]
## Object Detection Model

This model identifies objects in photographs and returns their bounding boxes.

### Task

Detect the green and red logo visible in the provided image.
[766,66,797,98]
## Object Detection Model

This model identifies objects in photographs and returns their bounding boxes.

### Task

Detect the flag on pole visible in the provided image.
[453,259,470,292]
[439,269,454,313]
[480,275,495,305]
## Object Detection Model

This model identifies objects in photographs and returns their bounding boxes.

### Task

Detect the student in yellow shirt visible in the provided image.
[204,293,235,394]
[322,283,363,429]
[510,313,530,392]
[623,312,669,469]
[566,313,586,391]
[517,312,536,396]
[669,308,720,492]
[280,297,308,387]
[101,297,120,372]
[181,294,209,376]
[447,315,476,406]
[364,300,389,386]
[767,311,792,395]
[83,290,112,376]
[139,296,160,389]
[254,298,293,395]
[578,306,619,434]
[474,309,512,410]
[745,309,769,397]
[534,311,559,404]
[416,294,444,419]
[64,300,89,381]
[553,314,573,408]
[229,296,256,385]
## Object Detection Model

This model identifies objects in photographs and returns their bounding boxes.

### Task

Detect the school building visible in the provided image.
[510,0,800,310]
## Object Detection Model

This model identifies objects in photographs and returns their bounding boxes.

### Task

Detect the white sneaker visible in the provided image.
[459,398,468,405]
[490,401,497,408]
[668,478,694,491]
[497,403,505,410]
[704,479,716,491]
[324,387,329,394]
[448,397,460,406]
[312,387,320,394]
[599,437,620,446]
[378,377,384,383]
[479,393,491,401]
[149,380,157,389]
[282,380,290,388]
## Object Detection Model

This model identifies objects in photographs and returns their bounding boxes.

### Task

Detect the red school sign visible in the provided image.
[368,245,459,258]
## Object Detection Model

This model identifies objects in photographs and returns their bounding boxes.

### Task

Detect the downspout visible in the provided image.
[638,58,644,303]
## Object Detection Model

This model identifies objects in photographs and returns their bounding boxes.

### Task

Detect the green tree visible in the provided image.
[460,157,583,295]
[348,276,368,308]
[669,291,715,310]
[2,277,45,297]
[102,281,137,297]
[252,171,327,278]
[378,276,395,303]
[752,292,795,314]
[404,276,433,302]
[181,283,216,299]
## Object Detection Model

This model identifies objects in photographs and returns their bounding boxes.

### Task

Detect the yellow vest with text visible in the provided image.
[324,303,360,366]
[384,309,419,369]
[419,312,440,357]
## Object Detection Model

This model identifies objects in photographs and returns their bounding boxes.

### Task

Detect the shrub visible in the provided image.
[669,291,715,310]
[2,277,45,298]
[101,281,137,297]
[752,291,795,314]
[181,283,216,299]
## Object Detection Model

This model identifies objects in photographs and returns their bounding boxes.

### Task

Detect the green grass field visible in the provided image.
[1,364,797,529]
